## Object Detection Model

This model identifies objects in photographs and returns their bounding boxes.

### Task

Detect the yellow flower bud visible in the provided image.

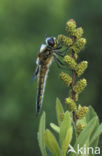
[65,97,77,111]
[76,123,86,135]
[74,53,78,60]
[69,52,78,60]
[59,72,72,87]
[76,106,89,119]
[69,90,79,102]
[66,19,76,35]
[73,79,87,94]
[71,38,86,53]
[73,27,84,39]
[60,112,64,121]
[64,55,77,69]
[75,61,88,77]
[58,34,73,46]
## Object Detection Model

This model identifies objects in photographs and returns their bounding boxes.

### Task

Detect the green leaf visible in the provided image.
[56,98,64,126]
[86,106,99,123]
[90,123,102,146]
[86,106,101,147]
[90,137,99,153]
[60,111,71,146]
[62,127,73,156]
[74,117,98,151]
[50,123,60,133]
[43,129,60,156]
[70,117,98,156]
[70,121,77,147]
[37,112,47,156]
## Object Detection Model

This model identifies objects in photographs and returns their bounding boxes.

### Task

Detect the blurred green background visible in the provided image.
[0,0,102,155]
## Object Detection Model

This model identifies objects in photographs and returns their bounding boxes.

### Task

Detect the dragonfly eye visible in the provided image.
[46,37,55,47]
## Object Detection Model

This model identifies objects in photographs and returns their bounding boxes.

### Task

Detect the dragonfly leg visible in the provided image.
[54,45,62,50]
[54,57,63,68]
[55,47,68,56]
[55,52,65,57]
[53,54,65,69]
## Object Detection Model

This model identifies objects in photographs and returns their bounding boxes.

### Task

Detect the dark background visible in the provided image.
[0,0,102,155]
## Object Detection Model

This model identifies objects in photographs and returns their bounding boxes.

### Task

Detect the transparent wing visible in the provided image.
[31,66,39,83]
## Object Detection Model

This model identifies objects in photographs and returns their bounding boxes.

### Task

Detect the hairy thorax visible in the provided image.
[38,50,53,67]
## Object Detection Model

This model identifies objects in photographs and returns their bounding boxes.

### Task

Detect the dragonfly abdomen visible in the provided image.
[36,66,48,113]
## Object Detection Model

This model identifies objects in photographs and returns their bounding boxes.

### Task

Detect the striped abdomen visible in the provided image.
[36,65,49,113]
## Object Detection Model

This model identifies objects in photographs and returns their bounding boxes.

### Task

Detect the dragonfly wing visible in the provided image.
[31,66,39,82]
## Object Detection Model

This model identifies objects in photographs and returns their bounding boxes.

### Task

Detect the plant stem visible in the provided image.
[71,53,77,125]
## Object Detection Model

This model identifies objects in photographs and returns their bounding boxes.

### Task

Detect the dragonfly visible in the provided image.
[32,36,66,113]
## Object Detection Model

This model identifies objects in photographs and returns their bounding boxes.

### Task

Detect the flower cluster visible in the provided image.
[76,123,86,136]
[58,19,89,135]
[64,55,77,69]
[59,72,72,87]
[65,97,77,111]
[73,78,87,94]
[76,105,89,119]
[75,61,88,77]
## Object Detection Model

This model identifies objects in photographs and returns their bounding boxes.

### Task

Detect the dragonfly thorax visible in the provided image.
[40,44,47,53]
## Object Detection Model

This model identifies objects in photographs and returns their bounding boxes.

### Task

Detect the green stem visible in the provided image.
[71,53,77,125]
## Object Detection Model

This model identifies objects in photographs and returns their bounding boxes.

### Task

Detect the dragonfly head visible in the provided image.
[46,37,58,48]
